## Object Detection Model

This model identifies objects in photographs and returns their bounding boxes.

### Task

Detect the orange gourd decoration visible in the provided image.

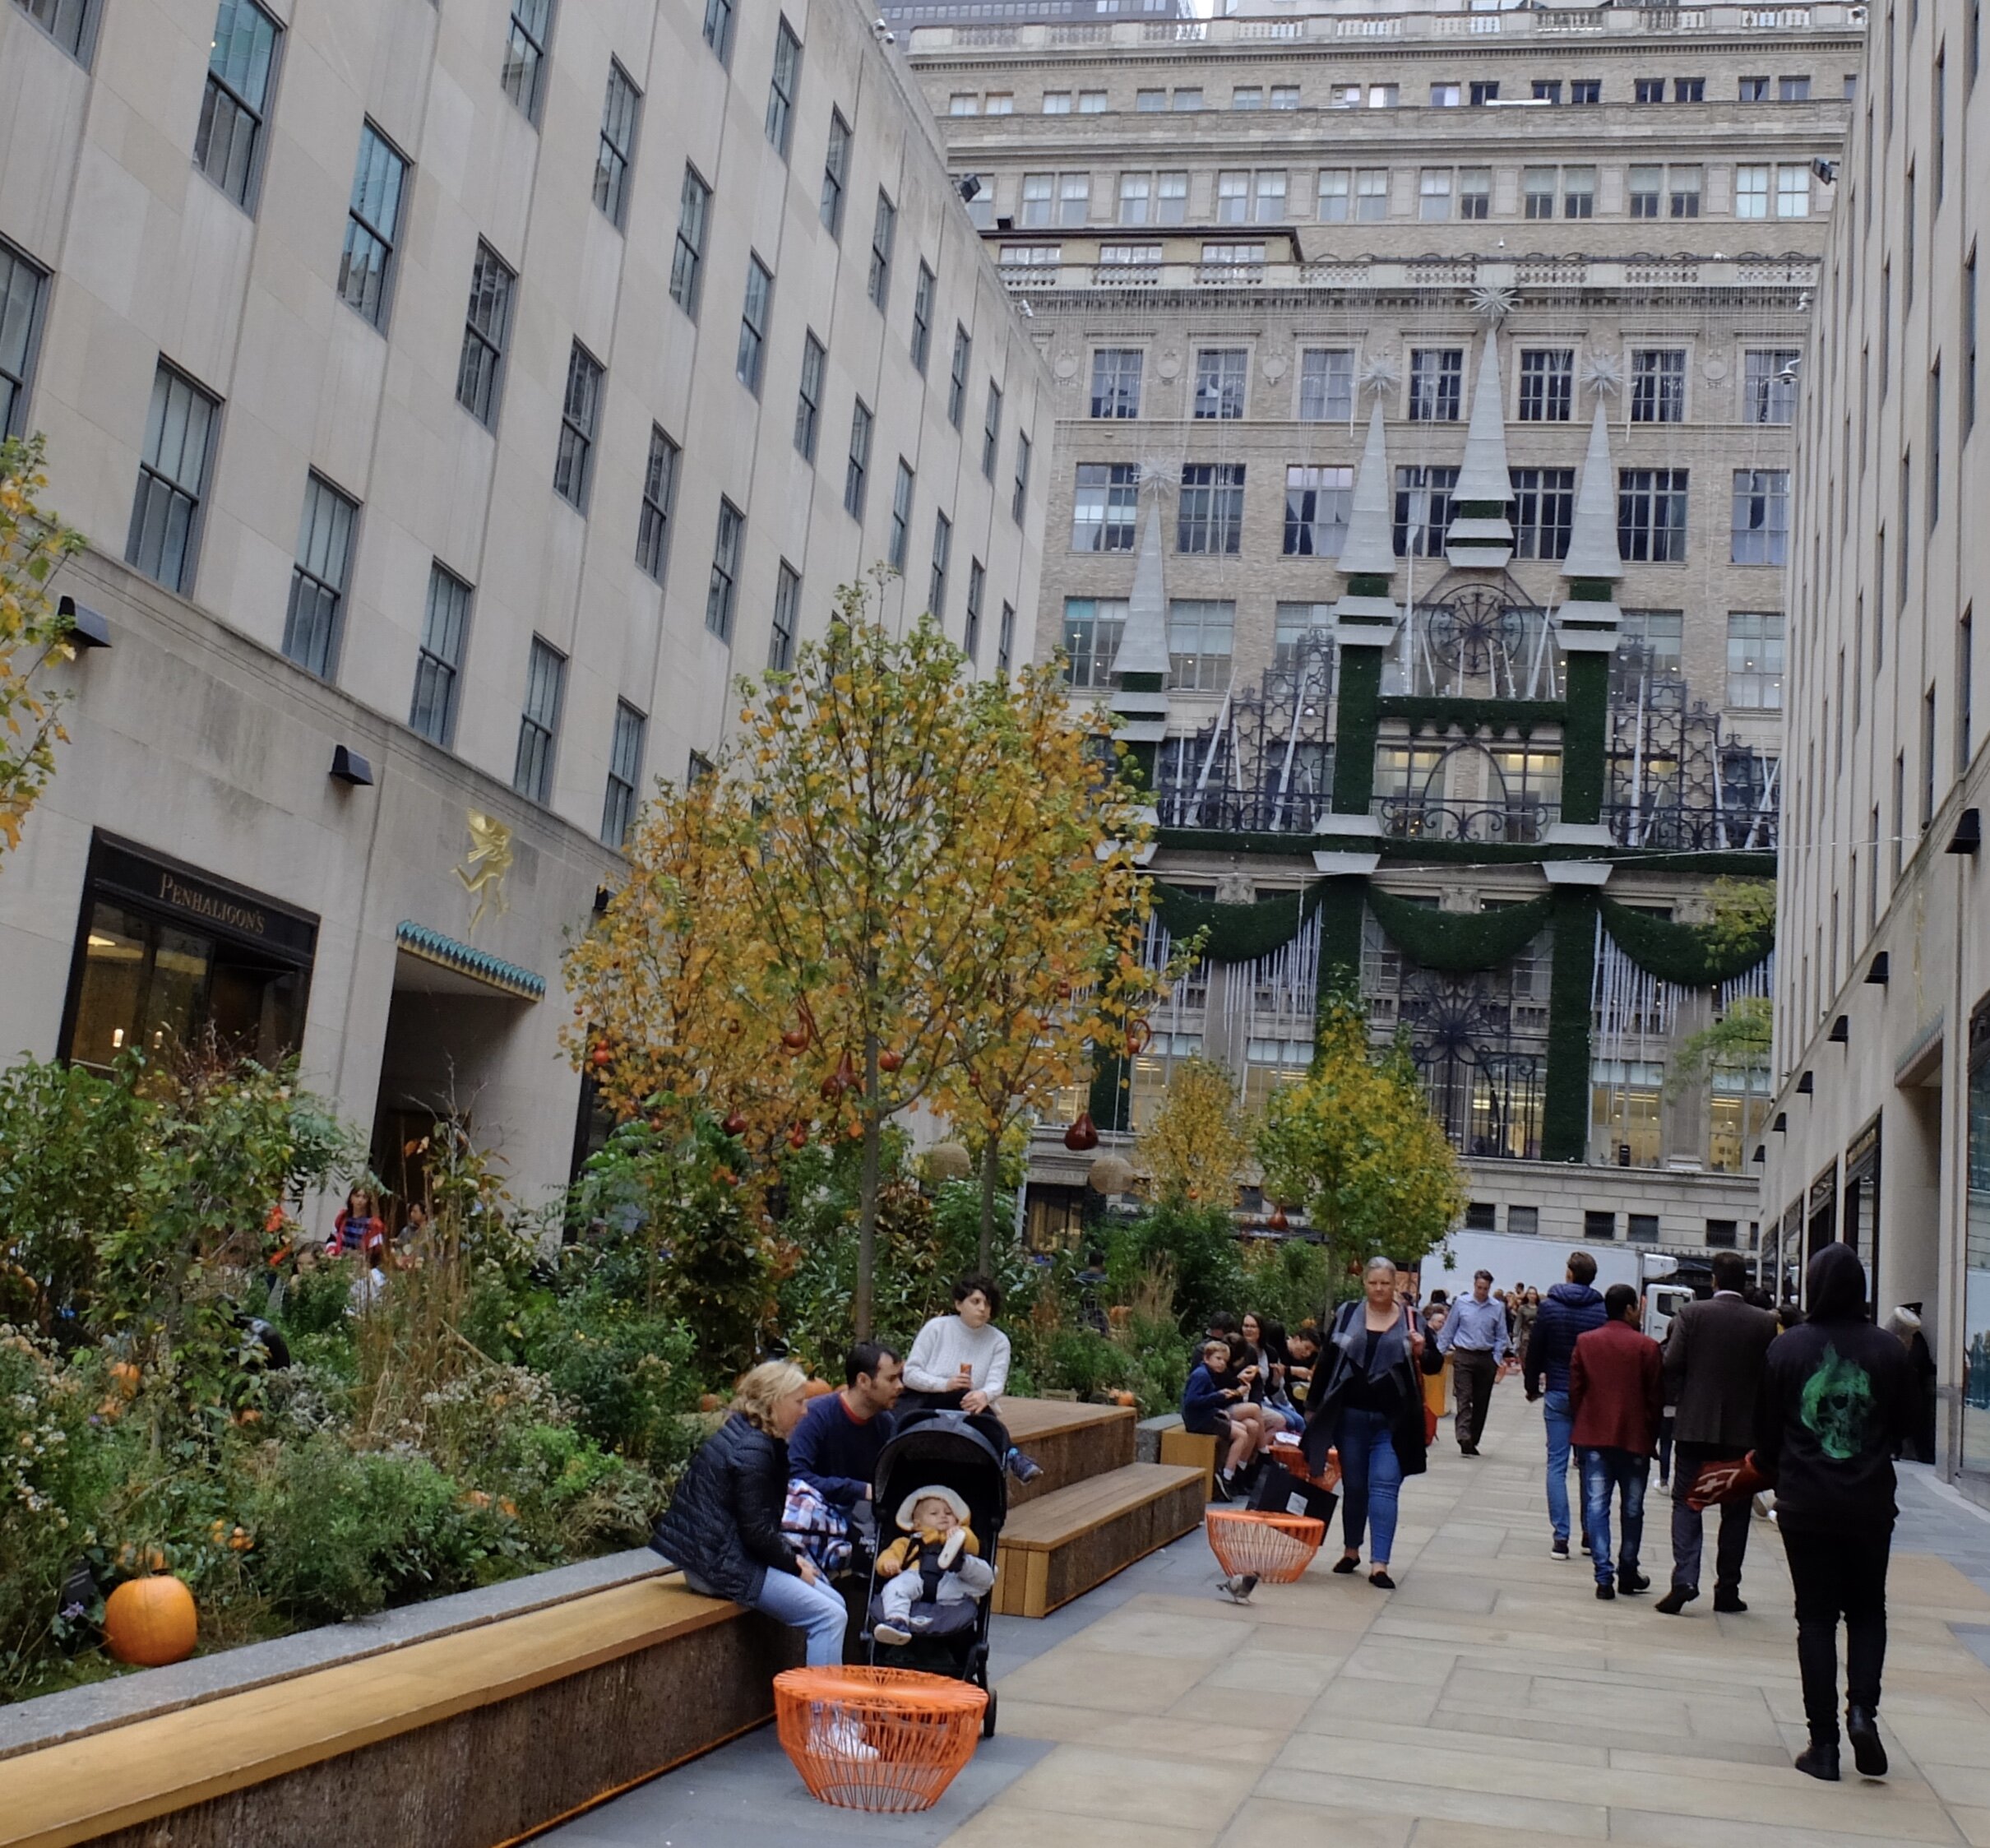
[804,1378,835,1397]
[1063,1111,1099,1152]
[877,1048,905,1073]
[104,1574,198,1667]
[1269,1205,1290,1232]
[721,1110,748,1137]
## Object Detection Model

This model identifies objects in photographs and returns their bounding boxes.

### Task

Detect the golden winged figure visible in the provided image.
[453,810,515,938]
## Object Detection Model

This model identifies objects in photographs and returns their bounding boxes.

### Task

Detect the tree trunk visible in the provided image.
[977,1130,1002,1273]
[856,1034,881,1339]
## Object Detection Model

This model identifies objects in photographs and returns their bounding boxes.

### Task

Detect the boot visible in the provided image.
[1793,1739,1840,1781]
[1846,1705,1887,1777]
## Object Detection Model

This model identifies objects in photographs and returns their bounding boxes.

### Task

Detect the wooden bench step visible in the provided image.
[1000,1396,1137,1505]
[0,1577,793,1848]
[993,1463,1206,1619]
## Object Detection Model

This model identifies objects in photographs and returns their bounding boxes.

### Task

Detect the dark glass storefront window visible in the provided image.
[1964,1002,1990,1474]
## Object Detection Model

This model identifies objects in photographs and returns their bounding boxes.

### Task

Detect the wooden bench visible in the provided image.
[1159,1426,1220,1499]
[991,1462,1206,1619]
[1001,1396,1136,1506]
[0,1576,795,1848]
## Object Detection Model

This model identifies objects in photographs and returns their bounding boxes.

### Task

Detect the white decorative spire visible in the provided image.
[1561,401,1624,585]
[1445,327,1515,569]
[1331,402,1400,637]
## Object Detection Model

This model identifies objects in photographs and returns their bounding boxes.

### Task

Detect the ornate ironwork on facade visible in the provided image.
[1372,736,1562,845]
[1380,571,1563,701]
[1156,640,1337,833]
[1604,677,1779,850]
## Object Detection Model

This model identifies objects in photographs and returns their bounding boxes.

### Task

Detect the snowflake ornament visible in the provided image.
[1360,354,1401,398]
[1583,351,1623,396]
[1467,283,1517,325]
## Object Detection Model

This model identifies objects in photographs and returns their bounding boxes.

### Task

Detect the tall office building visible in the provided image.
[0,0,1048,1211]
[907,2,1860,1255]
[1768,0,1988,1487]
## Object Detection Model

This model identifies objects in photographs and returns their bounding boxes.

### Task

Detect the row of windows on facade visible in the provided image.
[1076,345,1800,428]
[1059,595,1784,707]
[943,72,1849,115]
[1460,1204,1751,1246]
[973,160,1816,229]
[1065,457,1789,568]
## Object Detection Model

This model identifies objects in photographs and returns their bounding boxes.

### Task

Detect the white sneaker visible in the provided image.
[872,1621,912,1645]
[811,1712,880,1762]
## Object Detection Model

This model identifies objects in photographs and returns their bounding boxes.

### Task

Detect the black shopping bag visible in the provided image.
[1247,1461,1338,1528]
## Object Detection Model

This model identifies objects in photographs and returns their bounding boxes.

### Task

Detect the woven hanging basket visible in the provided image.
[1087,1152,1136,1194]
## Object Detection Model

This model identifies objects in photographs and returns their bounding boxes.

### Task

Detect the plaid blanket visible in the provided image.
[781,1478,853,1575]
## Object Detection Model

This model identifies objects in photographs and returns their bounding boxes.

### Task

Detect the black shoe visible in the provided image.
[1580,1534,1593,1555]
[1331,1554,1360,1574]
[1618,1569,1650,1596]
[1210,1472,1233,1504]
[1368,1570,1395,1590]
[1006,1447,1044,1484]
[1846,1706,1888,1776]
[1794,1743,1841,1781]
[1713,1591,1748,1614]
[1459,1443,1480,1457]
[1654,1586,1699,1615]
[1551,1536,1571,1560]
[1595,1582,1617,1600]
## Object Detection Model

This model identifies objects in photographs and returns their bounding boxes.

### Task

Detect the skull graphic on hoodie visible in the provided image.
[1800,1344,1877,1462]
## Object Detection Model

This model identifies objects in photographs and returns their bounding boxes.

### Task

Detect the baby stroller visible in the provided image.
[863,1406,1008,1737]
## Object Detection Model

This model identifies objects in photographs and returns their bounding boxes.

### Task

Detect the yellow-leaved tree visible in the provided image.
[1142,1055,1254,1208]
[1256,995,1466,1270]
[1,436,83,861]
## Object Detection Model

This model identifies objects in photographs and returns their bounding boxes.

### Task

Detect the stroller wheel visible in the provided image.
[982,1687,998,1739]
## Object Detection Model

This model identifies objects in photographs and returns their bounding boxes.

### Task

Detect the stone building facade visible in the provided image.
[1767,0,1988,1490]
[0,0,1048,1216]
[906,2,1861,1261]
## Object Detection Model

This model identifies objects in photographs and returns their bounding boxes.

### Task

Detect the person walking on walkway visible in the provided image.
[1522,1251,1608,1560]
[1435,1270,1507,1456]
[1656,1250,1778,1615]
[1689,1244,1916,1781]
[1301,1256,1441,1589]
[1570,1283,1663,1600]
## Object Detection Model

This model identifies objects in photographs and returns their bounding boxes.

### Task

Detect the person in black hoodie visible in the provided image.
[1690,1244,1917,1783]
[1521,1251,1608,1562]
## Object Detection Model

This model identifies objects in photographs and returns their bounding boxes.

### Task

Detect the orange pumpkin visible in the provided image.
[803,1378,834,1397]
[109,1360,141,1398]
[104,1574,197,1667]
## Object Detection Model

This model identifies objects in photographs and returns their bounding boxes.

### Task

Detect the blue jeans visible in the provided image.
[749,1563,851,1666]
[1543,1390,1575,1544]
[1339,1408,1404,1566]
[1581,1447,1649,1586]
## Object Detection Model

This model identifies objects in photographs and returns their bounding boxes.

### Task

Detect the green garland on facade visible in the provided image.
[1376,697,1565,739]
[1151,880,1326,963]
[1364,887,1554,974]
[1561,656,1609,827]
[1543,887,1599,1162]
[1599,896,1771,987]
[1331,649,1382,816]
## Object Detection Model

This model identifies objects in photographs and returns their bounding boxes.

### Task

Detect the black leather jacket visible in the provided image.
[650,1413,798,1603]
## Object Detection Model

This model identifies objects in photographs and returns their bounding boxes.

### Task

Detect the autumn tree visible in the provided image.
[0,436,83,860]
[1142,1055,1255,1209]
[1256,996,1466,1269]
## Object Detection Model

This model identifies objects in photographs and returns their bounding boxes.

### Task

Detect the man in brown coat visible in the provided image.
[1571,1284,1664,1600]
[1655,1251,1779,1614]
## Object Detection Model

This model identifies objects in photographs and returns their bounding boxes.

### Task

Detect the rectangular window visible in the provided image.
[1173,88,1202,110]
[1118,173,1151,225]
[770,561,800,672]
[948,327,971,428]
[906,264,935,376]
[1271,85,1299,109]
[1216,171,1248,224]
[964,559,985,660]
[1674,77,1704,101]
[1042,91,1071,114]
[868,192,896,308]
[1178,464,1245,555]
[1020,174,1052,228]
[889,460,914,569]
[1534,80,1563,104]
[126,362,220,593]
[1275,602,1333,670]
[701,0,734,64]
[998,602,1016,674]
[601,702,645,846]
[766,17,801,157]
[513,637,565,802]
[1736,164,1770,218]
[1778,163,1811,216]
[1523,166,1556,220]
[821,110,850,237]
[706,500,742,640]
[1059,173,1090,227]
[928,512,951,620]
[1617,469,1690,562]
[948,93,977,118]
[736,255,772,395]
[196,0,280,210]
[1585,1210,1616,1241]
[281,473,357,679]
[410,563,471,748]
[1969,248,1979,435]
[1431,82,1460,108]
[1563,166,1595,218]
[670,166,710,317]
[0,241,49,438]
[339,123,407,329]
[1234,86,1264,110]
[1731,469,1789,564]
[1356,169,1388,220]
[1612,609,1685,692]
[1631,349,1686,423]
[1470,80,1500,105]
[1635,77,1664,103]
[592,62,640,227]
[1193,349,1247,420]
[1137,87,1164,109]
[1072,464,1141,553]
[1780,73,1811,101]
[1628,1214,1660,1244]
[1393,465,1457,557]
[1298,349,1354,422]
[1518,349,1573,422]
[1726,611,1785,709]
[1924,685,1940,824]
[1629,164,1661,219]
[1741,74,1771,100]
[1317,169,1349,222]
[982,382,1002,479]
[1167,599,1235,692]
[1744,349,1800,424]
[1571,78,1600,104]
[636,424,678,582]
[502,0,552,119]
[1013,432,1031,524]
[1284,465,1353,556]
[1671,165,1702,217]
[1511,467,1575,560]
[1460,168,1490,220]
[845,399,872,519]
[456,241,514,427]
[1253,170,1288,223]
[1077,90,1105,113]
[1062,597,1127,689]
[1157,171,1188,225]
[554,341,602,510]
[1409,348,1464,421]
[1930,360,1943,526]
[795,332,824,461]
[1419,169,1453,222]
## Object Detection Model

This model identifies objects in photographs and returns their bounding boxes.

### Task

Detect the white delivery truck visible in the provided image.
[1415,1234,1704,1343]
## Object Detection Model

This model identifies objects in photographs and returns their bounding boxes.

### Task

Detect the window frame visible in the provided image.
[281,470,359,680]
[0,239,51,439]
[702,0,734,66]
[636,424,679,584]
[1617,467,1691,563]
[195,0,282,213]
[868,190,896,309]
[513,635,567,804]
[706,498,743,641]
[770,561,801,672]
[928,510,951,621]
[594,59,641,229]
[1177,462,1246,556]
[502,0,554,123]
[889,459,914,570]
[1409,347,1464,422]
[766,16,801,159]
[553,340,604,512]
[795,331,825,461]
[910,262,936,374]
[456,240,516,428]
[845,398,872,519]
[338,120,410,331]
[600,700,646,848]
[1072,461,1141,553]
[126,359,221,595]
[670,164,712,319]
[821,109,850,237]
[735,252,773,396]
[410,562,472,748]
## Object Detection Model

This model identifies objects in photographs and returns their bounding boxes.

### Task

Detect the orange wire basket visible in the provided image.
[773,1665,988,1813]
[1205,1508,1326,1583]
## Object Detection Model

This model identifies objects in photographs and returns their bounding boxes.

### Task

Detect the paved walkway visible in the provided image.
[547,1388,1990,1848]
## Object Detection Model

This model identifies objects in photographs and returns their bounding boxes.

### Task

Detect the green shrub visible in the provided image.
[1239,1236,1342,1333]
[1105,1204,1246,1336]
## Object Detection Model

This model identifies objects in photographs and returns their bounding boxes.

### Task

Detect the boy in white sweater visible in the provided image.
[902,1274,1041,1482]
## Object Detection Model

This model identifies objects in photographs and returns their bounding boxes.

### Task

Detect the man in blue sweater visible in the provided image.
[789,1342,903,1517]
[1522,1251,1608,1561]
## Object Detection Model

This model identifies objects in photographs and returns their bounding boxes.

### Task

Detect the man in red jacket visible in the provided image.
[1570,1283,1664,1601]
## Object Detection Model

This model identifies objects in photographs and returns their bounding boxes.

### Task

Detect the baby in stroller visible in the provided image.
[871,1484,995,1645]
